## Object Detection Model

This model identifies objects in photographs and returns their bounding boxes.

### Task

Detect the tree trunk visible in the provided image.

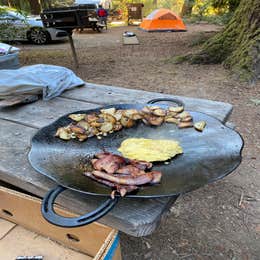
[189,0,260,82]
[28,0,41,15]
[181,0,195,17]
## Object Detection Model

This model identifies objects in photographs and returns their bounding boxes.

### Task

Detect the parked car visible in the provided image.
[0,9,67,44]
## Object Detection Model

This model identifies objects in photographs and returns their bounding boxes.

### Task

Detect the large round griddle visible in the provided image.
[29,101,243,227]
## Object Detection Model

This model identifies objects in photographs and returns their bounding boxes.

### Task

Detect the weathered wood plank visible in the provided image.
[0,119,174,237]
[0,97,99,129]
[62,83,233,122]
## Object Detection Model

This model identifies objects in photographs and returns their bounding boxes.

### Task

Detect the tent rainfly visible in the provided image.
[140,9,186,32]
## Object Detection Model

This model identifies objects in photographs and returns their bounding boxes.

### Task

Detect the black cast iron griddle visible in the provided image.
[28,99,243,227]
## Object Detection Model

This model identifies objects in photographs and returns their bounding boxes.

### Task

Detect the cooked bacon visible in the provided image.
[92,154,126,174]
[116,165,145,177]
[129,160,153,170]
[150,171,162,184]
[91,170,153,186]
[83,172,138,197]
[84,152,162,197]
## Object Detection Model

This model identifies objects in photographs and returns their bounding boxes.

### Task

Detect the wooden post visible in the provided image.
[68,34,79,69]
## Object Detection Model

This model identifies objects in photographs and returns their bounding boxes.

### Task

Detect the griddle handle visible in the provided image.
[41,185,119,227]
[147,98,184,107]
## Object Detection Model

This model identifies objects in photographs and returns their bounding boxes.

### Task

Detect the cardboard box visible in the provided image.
[0,186,121,260]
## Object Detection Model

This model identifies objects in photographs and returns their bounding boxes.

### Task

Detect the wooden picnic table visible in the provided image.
[0,83,233,237]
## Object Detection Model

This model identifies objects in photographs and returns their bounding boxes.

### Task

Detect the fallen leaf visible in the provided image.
[255,225,260,233]
[250,98,260,106]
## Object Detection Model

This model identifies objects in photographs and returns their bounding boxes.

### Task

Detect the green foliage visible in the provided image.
[211,0,240,12]
[0,6,30,42]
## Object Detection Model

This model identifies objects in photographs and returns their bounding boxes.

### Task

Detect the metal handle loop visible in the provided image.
[41,185,118,227]
[147,98,185,108]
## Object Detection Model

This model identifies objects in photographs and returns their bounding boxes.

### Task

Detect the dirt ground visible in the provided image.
[18,24,259,260]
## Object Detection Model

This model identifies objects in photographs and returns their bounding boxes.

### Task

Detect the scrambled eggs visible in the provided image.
[118,138,183,162]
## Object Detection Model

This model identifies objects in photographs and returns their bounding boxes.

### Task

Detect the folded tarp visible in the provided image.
[0,64,84,100]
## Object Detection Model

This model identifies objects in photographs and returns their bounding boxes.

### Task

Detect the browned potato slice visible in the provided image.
[131,113,143,120]
[55,127,71,140]
[120,117,135,128]
[100,122,113,133]
[102,113,117,124]
[194,121,206,132]
[88,127,99,136]
[178,122,193,128]
[70,125,86,134]
[181,116,193,122]
[100,107,116,115]
[114,123,123,131]
[68,114,85,122]
[123,109,139,118]
[90,121,102,127]
[143,114,164,126]
[176,111,191,119]
[165,118,179,124]
[77,134,88,142]
[142,106,151,114]
[166,111,177,117]
[152,108,167,117]
[77,120,89,131]
[85,114,99,123]
[168,106,184,113]
[114,111,123,121]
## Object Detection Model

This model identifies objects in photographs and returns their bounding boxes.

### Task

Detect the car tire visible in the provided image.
[28,28,50,45]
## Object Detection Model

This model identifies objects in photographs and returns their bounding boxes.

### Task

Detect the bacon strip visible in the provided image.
[91,170,153,186]
[83,172,138,197]
[83,152,163,197]
[92,154,126,174]
[150,171,162,184]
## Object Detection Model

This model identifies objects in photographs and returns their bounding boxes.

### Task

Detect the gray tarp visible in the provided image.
[0,64,84,100]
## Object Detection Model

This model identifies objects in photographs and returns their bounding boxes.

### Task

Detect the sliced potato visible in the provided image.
[100,107,116,115]
[166,111,177,117]
[55,127,71,140]
[85,114,99,123]
[165,117,179,124]
[142,106,151,114]
[181,116,193,122]
[120,117,135,128]
[178,122,193,128]
[88,127,99,136]
[176,111,191,119]
[77,134,88,142]
[143,114,164,126]
[77,120,89,131]
[68,114,85,122]
[70,125,86,134]
[90,121,102,127]
[131,113,143,120]
[152,108,167,117]
[100,122,113,133]
[194,121,206,132]
[123,109,139,118]
[114,123,123,131]
[168,106,184,113]
[114,111,123,121]
[102,113,117,124]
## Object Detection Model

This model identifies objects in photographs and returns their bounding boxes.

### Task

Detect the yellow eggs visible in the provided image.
[118,138,183,162]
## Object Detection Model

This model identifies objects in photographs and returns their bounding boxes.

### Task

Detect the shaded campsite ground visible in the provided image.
[19,24,260,259]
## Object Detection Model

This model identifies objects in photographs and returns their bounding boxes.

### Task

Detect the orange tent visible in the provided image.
[140,9,186,32]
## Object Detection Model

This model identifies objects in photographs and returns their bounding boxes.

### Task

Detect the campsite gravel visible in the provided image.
[19,24,260,260]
